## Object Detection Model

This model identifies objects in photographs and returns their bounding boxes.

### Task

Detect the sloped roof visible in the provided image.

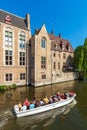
[0,9,28,30]
[48,34,74,52]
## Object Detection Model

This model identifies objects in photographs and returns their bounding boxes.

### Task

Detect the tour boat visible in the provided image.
[14,92,76,118]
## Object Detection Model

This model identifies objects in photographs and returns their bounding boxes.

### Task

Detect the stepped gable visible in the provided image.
[0,9,28,30]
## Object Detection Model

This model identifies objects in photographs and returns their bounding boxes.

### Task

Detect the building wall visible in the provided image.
[51,50,76,85]
[29,36,35,85]
[0,22,31,86]
[30,25,52,86]
[0,10,77,87]
[30,25,77,87]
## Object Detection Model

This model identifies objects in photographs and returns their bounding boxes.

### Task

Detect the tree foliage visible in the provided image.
[74,38,87,78]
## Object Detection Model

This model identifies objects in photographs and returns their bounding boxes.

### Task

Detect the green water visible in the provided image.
[0,80,87,130]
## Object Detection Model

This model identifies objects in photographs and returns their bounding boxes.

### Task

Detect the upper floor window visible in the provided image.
[63,62,66,66]
[20,52,25,66]
[53,62,56,69]
[53,53,56,57]
[58,62,60,69]
[41,56,46,69]
[5,50,13,65]
[19,32,26,49]
[63,53,66,59]
[5,27,13,47]
[41,37,46,48]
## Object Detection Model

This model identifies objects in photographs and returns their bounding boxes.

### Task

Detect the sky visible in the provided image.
[0,0,87,49]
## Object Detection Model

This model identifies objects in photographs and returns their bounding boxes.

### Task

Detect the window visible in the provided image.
[41,38,46,48]
[54,44,56,48]
[53,62,56,69]
[42,75,46,79]
[19,32,25,49]
[41,57,46,68]
[5,28,13,47]
[63,53,66,59]
[58,62,60,69]
[5,50,12,65]
[63,62,66,66]
[20,52,25,65]
[5,73,12,81]
[20,73,25,80]
[53,53,55,57]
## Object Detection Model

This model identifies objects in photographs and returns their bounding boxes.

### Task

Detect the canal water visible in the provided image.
[0,80,87,130]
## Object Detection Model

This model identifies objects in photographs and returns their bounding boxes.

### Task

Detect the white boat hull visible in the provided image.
[14,93,76,118]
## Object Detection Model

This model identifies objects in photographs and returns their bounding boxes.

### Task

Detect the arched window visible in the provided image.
[5,27,13,47]
[41,37,46,48]
[19,31,26,49]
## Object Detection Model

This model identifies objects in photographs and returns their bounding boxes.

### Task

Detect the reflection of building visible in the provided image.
[0,9,77,87]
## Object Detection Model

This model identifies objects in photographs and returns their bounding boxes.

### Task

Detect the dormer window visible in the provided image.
[66,43,70,52]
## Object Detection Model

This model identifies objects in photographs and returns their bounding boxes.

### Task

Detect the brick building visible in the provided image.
[0,9,77,87]
[0,9,31,86]
[30,25,77,86]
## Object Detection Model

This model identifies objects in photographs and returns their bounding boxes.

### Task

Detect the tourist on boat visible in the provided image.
[18,101,22,110]
[21,104,27,111]
[49,96,53,103]
[23,98,30,109]
[34,99,41,108]
[43,96,49,104]
[29,101,35,109]
[52,95,58,102]
[39,98,44,106]
[64,92,70,98]
[32,97,36,105]
[56,92,61,100]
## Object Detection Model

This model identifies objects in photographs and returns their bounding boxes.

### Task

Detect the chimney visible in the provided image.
[35,29,39,34]
[26,14,30,31]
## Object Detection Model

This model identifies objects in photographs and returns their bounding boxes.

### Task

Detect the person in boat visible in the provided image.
[34,99,41,108]
[64,92,70,98]
[39,98,44,106]
[29,101,35,109]
[23,98,30,109]
[18,101,22,110]
[52,95,58,102]
[32,97,36,106]
[21,104,27,111]
[56,92,61,100]
[43,96,49,104]
[49,96,53,103]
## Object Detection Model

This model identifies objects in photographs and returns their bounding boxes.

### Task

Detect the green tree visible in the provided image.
[74,38,87,78]
[74,46,84,71]
[82,38,87,77]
